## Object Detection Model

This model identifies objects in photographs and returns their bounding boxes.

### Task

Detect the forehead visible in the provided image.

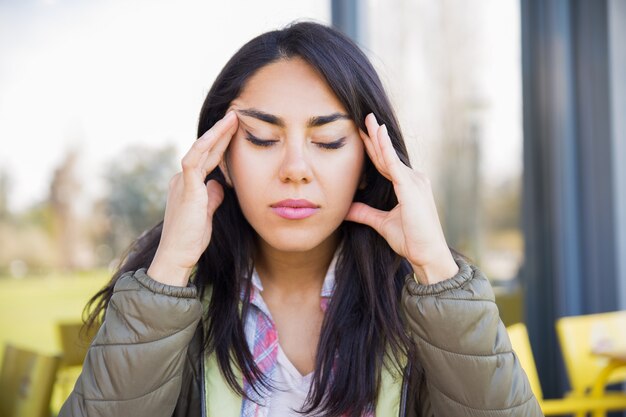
[230,58,350,126]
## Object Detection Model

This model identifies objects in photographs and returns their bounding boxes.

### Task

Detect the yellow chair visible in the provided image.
[0,344,61,417]
[54,320,98,402]
[555,311,626,417]
[57,320,96,368]
[507,322,626,416]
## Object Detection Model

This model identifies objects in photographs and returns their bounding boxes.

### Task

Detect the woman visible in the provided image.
[59,20,541,417]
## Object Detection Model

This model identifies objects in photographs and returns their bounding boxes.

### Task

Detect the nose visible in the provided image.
[278,140,313,184]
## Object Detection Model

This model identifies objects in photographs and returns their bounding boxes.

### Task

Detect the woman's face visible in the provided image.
[223,57,365,253]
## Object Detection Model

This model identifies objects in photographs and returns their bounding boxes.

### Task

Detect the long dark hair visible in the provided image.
[85,20,422,417]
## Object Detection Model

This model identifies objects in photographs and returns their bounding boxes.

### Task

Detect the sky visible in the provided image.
[0,0,330,212]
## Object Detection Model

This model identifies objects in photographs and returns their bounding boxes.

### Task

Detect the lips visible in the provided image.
[271,199,320,219]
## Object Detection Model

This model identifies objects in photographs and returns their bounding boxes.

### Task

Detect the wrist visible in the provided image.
[410,250,459,285]
[147,252,194,287]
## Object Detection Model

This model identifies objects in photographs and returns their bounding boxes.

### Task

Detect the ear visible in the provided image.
[218,158,233,188]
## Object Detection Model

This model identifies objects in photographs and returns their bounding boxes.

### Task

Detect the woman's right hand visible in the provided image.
[147,111,239,286]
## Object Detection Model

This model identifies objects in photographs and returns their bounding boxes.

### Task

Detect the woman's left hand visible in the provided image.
[345,113,459,285]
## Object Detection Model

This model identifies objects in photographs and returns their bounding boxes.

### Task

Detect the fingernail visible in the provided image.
[224,111,235,120]
[369,113,378,124]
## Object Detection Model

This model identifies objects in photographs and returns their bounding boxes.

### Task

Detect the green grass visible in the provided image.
[0,270,110,358]
[0,270,111,414]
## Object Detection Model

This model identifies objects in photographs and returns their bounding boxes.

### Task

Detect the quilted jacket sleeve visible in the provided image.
[401,256,542,417]
[58,268,203,417]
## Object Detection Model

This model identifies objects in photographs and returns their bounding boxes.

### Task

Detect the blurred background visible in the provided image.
[0,0,624,416]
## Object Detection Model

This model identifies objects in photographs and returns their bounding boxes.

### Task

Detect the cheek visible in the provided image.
[320,146,364,203]
[226,141,256,196]
[227,147,281,239]
[339,143,365,184]
[228,138,258,180]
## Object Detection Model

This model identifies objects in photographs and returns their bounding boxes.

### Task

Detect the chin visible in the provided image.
[255,227,337,253]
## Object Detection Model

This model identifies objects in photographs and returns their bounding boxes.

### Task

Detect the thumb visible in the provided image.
[205,179,225,219]
[345,202,386,233]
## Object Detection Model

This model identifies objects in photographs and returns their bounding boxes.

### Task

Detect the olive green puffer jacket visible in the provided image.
[58,256,542,417]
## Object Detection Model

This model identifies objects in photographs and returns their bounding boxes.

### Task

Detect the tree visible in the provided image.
[49,149,83,270]
[101,143,178,257]
[0,168,10,220]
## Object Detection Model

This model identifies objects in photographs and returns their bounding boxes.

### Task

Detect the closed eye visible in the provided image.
[244,131,347,150]
[315,138,346,150]
[244,133,278,147]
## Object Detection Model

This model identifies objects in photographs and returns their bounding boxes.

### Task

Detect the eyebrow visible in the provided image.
[237,108,350,128]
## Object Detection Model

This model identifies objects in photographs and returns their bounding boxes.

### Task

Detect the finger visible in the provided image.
[182,112,238,183]
[183,111,237,168]
[345,201,387,233]
[196,151,210,177]
[359,129,389,181]
[361,115,392,181]
[205,179,225,219]
[365,114,393,180]
[365,114,385,166]
[196,111,238,149]
[199,123,237,177]
[358,125,376,158]
[378,124,409,185]
[364,113,383,165]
